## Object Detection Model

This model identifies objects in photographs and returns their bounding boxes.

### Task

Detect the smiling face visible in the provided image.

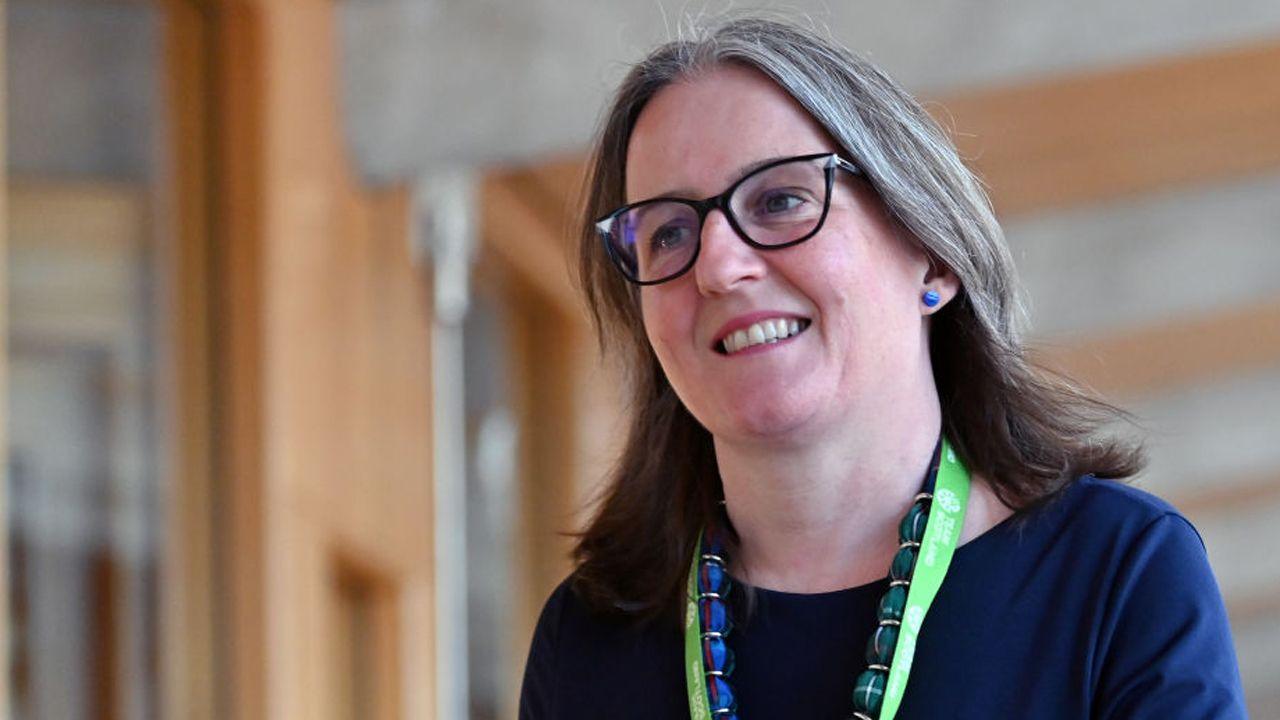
[626,63,953,446]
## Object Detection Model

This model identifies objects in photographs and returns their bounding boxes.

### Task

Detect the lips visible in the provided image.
[714,315,812,355]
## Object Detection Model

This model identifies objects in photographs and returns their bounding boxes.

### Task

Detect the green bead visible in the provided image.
[890,545,916,581]
[899,502,929,543]
[865,624,898,665]
[852,668,886,714]
[877,585,907,622]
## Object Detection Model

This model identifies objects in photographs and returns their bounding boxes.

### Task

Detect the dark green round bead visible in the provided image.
[898,502,929,543]
[852,668,886,714]
[890,545,916,581]
[865,623,898,665]
[877,585,907,622]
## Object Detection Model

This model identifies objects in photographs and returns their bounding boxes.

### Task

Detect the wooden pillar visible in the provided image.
[161,3,218,719]
[201,2,437,718]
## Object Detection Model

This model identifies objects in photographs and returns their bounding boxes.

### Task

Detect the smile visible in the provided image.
[718,317,811,355]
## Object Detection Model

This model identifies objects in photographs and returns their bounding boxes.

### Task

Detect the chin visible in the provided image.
[712,394,821,443]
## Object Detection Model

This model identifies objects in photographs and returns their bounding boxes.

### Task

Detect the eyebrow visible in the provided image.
[641,154,800,202]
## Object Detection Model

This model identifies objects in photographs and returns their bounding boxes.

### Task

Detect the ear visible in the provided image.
[921,256,961,315]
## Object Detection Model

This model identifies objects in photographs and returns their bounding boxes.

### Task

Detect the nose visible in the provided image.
[693,209,767,296]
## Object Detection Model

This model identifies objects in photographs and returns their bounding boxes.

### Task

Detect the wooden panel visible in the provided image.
[1036,298,1280,398]
[936,40,1280,216]
[1177,470,1280,518]
[481,174,582,319]
[329,560,402,720]
[210,2,436,719]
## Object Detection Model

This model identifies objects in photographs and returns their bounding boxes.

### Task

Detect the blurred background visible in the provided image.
[3,0,1278,718]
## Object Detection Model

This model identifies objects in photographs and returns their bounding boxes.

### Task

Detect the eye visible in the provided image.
[762,192,805,214]
[649,222,694,251]
[750,187,817,220]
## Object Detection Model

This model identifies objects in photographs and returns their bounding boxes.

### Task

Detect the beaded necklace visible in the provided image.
[683,437,971,720]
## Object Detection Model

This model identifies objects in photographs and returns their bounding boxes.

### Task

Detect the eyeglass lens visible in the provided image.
[604,155,831,284]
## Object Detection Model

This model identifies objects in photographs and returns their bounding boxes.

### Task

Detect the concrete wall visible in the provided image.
[338,0,1280,174]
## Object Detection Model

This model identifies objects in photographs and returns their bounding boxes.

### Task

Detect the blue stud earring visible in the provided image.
[922,290,941,308]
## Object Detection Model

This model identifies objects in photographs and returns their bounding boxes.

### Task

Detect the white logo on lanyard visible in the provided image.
[935,487,961,514]
[905,605,925,633]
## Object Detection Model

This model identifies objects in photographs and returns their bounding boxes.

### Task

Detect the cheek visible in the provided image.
[791,238,865,317]
[638,291,664,349]
[796,234,914,346]
[639,290,687,371]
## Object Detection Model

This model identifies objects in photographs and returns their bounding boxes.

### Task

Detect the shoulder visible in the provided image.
[1055,479,1248,717]
[1005,474,1220,583]
[520,575,688,719]
[965,476,1246,716]
[525,574,641,646]
[1027,474,1199,546]
[521,576,600,680]
[1053,473,1179,519]
[1065,474,1179,513]
[960,474,1226,625]
[957,474,1208,594]
[519,580,568,719]
[1048,476,1217,601]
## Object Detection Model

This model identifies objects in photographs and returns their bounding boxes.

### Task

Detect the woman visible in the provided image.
[520,16,1246,719]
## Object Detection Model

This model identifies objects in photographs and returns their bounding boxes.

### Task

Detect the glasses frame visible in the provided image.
[596,152,862,286]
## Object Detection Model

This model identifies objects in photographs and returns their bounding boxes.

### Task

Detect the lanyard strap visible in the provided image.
[879,439,969,719]
[684,531,712,719]
[684,438,971,720]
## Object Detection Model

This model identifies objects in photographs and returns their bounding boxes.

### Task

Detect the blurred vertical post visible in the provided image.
[417,170,477,720]
[0,0,9,713]
[161,1,218,718]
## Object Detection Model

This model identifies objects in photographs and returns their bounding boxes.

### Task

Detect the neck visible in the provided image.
[716,390,942,594]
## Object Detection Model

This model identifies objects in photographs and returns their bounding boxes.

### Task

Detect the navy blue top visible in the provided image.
[518,476,1247,718]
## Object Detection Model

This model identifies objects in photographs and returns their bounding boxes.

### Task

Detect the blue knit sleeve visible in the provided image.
[1092,514,1247,719]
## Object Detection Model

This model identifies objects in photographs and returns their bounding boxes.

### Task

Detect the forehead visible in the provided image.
[625,63,836,203]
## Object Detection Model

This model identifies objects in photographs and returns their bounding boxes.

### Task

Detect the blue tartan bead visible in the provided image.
[865,624,898,665]
[852,668,886,714]
[699,560,731,594]
[702,636,735,675]
[890,545,916,581]
[699,597,732,634]
[899,502,929,543]
[708,676,736,711]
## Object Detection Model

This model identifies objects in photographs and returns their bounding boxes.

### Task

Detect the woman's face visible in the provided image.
[626,64,950,445]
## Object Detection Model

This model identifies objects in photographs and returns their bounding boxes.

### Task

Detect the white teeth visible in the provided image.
[721,317,808,355]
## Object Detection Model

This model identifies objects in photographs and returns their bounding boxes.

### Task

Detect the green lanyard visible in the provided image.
[684,439,971,720]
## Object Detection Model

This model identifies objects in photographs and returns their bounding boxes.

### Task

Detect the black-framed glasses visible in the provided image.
[596,152,861,285]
